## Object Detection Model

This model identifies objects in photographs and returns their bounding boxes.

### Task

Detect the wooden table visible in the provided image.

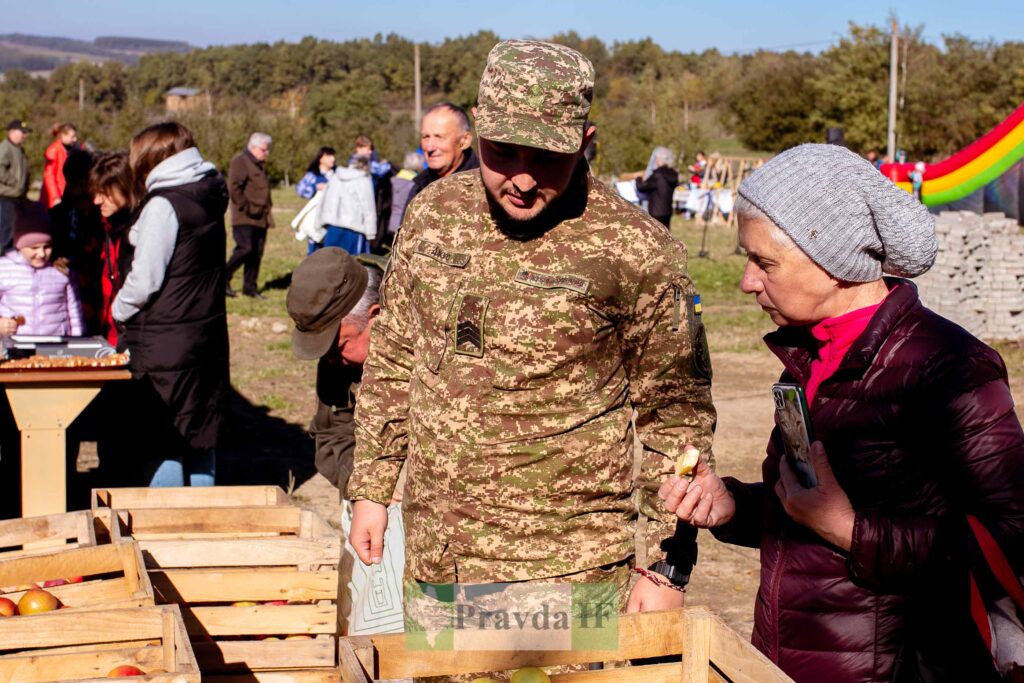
[1,368,130,517]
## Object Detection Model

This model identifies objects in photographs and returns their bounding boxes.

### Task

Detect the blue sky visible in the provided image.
[1,0,1020,52]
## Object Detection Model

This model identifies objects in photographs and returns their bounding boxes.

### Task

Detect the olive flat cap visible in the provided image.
[286,248,368,360]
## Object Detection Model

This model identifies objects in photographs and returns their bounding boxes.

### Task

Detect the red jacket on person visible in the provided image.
[40,140,69,209]
[712,280,1024,683]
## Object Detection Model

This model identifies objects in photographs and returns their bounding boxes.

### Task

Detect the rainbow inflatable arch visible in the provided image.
[880,102,1024,207]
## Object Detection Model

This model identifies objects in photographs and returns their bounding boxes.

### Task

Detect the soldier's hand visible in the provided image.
[658,458,736,528]
[350,499,389,565]
[625,576,685,613]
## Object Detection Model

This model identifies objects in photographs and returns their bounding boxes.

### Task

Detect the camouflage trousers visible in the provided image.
[410,558,634,683]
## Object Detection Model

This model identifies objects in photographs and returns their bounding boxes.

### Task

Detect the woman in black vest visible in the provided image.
[112,122,229,486]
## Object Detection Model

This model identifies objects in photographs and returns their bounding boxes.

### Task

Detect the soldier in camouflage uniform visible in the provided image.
[348,40,715,659]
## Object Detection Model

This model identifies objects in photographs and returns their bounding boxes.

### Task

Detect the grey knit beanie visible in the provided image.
[737,143,937,282]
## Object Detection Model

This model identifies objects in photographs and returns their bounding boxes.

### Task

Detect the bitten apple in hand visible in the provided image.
[675,446,701,477]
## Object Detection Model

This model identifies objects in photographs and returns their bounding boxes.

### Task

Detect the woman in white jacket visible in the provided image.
[312,156,376,255]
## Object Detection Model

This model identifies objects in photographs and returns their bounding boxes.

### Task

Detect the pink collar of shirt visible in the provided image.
[804,288,893,404]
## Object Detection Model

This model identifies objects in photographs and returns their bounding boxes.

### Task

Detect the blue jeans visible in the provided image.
[148,449,216,487]
[309,226,369,256]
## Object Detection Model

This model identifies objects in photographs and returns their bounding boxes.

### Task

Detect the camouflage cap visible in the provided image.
[475,39,595,154]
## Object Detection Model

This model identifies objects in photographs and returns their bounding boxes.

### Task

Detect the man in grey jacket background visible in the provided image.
[0,120,31,252]
[225,132,273,299]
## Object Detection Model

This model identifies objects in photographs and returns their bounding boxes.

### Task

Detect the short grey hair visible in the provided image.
[403,151,425,173]
[248,132,272,150]
[423,102,471,134]
[654,146,674,166]
[734,195,797,249]
[342,266,383,329]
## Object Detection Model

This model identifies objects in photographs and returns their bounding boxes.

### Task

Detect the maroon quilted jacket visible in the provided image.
[712,281,1024,682]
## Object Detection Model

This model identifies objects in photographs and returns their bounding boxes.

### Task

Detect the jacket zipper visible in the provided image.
[769,535,786,663]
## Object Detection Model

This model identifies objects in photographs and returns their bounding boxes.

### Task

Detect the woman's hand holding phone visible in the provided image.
[775,441,856,551]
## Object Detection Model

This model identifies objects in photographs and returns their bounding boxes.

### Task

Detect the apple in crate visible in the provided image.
[107,665,146,677]
[0,597,16,616]
[510,668,551,683]
[18,588,60,615]
[42,579,68,588]
[66,576,84,583]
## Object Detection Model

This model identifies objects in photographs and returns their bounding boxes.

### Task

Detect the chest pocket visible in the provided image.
[489,267,609,391]
[409,240,469,373]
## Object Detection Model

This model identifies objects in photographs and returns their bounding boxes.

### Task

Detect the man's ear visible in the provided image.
[367,303,382,320]
[460,130,473,152]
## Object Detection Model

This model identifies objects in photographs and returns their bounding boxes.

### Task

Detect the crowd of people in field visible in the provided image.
[1,35,1023,683]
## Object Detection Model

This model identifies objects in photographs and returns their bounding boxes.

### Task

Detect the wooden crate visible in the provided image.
[0,604,199,682]
[105,505,340,676]
[0,511,97,560]
[0,542,154,612]
[91,485,290,511]
[338,608,793,683]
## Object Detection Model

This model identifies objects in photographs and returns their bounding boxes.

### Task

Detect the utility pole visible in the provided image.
[78,78,84,112]
[413,42,422,138]
[887,18,898,160]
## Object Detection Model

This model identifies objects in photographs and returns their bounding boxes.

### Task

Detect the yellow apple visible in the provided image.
[675,447,700,477]
[18,588,60,615]
[510,667,551,683]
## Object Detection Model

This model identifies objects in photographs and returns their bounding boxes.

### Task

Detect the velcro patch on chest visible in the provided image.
[454,294,488,357]
[513,268,591,295]
[413,240,470,268]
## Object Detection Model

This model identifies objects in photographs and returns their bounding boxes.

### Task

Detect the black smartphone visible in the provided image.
[772,383,817,488]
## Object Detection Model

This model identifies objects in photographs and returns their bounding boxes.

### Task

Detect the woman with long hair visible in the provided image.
[40,122,78,208]
[88,151,134,346]
[113,121,230,487]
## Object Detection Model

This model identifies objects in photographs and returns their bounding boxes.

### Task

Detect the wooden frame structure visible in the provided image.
[0,604,199,682]
[2,368,130,517]
[339,607,792,682]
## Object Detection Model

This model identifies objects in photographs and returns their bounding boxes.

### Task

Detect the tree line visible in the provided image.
[0,22,1021,183]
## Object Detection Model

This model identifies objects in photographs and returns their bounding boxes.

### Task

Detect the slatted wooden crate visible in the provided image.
[0,604,199,682]
[92,485,290,511]
[0,542,154,612]
[0,511,98,560]
[103,505,340,678]
[339,607,793,683]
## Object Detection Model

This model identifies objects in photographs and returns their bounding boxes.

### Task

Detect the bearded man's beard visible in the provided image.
[483,161,589,240]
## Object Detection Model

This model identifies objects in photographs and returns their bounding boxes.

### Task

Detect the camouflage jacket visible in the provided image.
[349,168,716,583]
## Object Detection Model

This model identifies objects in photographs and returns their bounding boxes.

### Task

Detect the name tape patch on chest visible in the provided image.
[514,268,591,295]
[413,240,470,268]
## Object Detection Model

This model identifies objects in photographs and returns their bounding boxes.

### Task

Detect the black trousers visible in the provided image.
[225,224,267,295]
[0,197,18,253]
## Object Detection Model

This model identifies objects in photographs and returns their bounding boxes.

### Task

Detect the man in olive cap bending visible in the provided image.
[349,39,715,636]
[286,247,405,636]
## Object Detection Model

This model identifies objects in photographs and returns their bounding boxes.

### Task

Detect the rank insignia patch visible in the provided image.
[455,294,488,357]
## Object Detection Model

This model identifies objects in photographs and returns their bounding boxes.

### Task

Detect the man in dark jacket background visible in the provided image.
[225,132,273,299]
[0,119,31,252]
[286,247,405,636]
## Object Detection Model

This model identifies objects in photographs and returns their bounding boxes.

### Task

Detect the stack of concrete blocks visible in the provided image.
[915,211,1024,340]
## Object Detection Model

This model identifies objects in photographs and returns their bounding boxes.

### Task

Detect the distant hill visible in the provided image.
[0,33,191,73]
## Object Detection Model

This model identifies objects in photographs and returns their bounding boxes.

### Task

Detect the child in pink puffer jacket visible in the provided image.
[0,202,84,336]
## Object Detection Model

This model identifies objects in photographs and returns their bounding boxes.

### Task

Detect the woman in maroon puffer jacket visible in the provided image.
[662,144,1024,682]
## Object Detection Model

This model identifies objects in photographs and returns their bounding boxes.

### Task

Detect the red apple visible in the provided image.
[18,588,60,615]
[66,576,84,584]
[42,579,67,588]
[262,600,288,606]
[107,665,145,677]
[0,597,16,616]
